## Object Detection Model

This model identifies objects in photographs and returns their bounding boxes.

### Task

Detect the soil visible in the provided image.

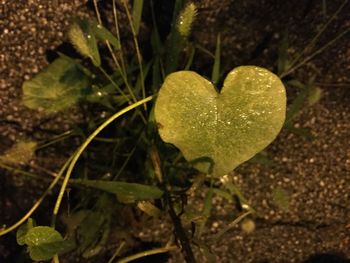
[0,0,349,262]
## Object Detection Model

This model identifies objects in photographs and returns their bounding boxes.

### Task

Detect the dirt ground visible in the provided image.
[0,0,349,262]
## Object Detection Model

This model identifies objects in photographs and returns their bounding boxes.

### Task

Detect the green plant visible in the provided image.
[0,1,289,262]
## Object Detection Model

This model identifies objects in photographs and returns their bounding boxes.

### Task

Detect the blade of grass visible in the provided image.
[113,0,127,76]
[184,45,195,70]
[196,184,213,238]
[211,33,221,86]
[165,0,184,74]
[122,0,147,109]
[284,81,313,126]
[277,32,289,76]
[93,0,137,104]
[132,0,144,36]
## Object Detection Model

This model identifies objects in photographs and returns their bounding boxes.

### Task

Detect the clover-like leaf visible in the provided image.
[25,226,75,261]
[155,66,286,176]
[22,57,89,114]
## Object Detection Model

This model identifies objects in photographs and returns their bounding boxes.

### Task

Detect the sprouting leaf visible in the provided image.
[277,33,290,76]
[0,140,36,165]
[284,81,311,126]
[272,187,290,210]
[91,20,121,50]
[24,226,75,261]
[132,0,144,36]
[22,57,89,114]
[211,33,221,86]
[75,180,163,202]
[308,86,322,106]
[155,66,286,176]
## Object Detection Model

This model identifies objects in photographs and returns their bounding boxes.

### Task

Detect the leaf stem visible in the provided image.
[117,245,177,263]
[51,96,153,227]
[166,192,196,263]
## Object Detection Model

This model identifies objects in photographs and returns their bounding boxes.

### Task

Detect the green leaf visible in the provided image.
[155,66,286,176]
[211,33,221,86]
[22,57,89,114]
[91,20,121,50]
[285,81,312,126]
[16,218,35,246]
[75,180,163,202]
[132,0,144,36]
[25,226,75,261]
[0,140,36,165]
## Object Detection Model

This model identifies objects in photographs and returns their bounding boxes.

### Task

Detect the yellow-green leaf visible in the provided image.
[22,57,89,114]
[0,140,36,165]
[155,66,286,176]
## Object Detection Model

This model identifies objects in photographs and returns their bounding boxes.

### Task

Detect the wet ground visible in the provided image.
[0,0,349,262]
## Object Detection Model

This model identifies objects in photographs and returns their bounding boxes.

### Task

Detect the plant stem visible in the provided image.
[93,0,137,104]
[166,192,196,263]
[122,0,147,109]
[51,96,153,227]
[210,210,252,241]
[117,245,177,263]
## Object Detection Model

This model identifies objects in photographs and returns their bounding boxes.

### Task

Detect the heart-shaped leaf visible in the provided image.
[155,66,286,176]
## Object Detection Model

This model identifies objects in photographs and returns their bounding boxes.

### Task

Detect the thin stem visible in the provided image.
[289,0,348,68]
[98,66,132,103]
[210,210,253,241]
[166,192,196,263]
[108,241,126,263]
[280,28,350,78]
[113,0,127,76]
[0,156,72,236]
[93,0,137,103]
[36,130,74,150]
[0,162,52,182]
[51,96,153,227]
[117,246,177,263]
[117,245,177,263]
[122,0,147,110]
